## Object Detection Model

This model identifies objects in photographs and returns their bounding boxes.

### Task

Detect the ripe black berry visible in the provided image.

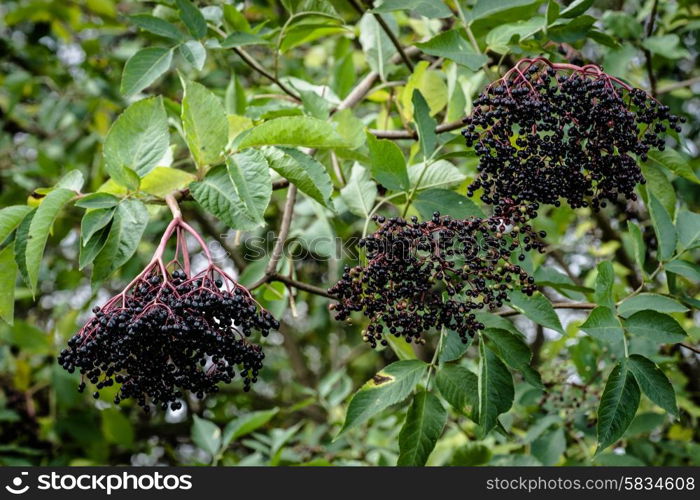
[329,208,543,347]
[463,58,680,211]
[58,217,279,411]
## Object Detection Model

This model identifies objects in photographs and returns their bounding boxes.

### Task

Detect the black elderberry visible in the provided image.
[58,217,278,411]
[463,58,680,212]
[329,209,543,347]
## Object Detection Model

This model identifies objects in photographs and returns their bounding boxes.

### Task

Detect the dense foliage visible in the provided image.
[1,0,699,467]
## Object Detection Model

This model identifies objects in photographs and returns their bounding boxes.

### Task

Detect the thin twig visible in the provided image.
[335,48,419,113]
[372,12,414,71]
[251,185,297,289]
[497,301,597,317]
[272,179,290,190]
[680,343,700,355]
[642,0,659,96]
[232,47,300,100]
[369,118,465,140]
[165,193,182,219]
[269,273,335,299]
[346,0,414,71]
[658,75,700,94]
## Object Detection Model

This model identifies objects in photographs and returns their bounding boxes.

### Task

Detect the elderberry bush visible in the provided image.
[58,219,279,411]
[329,210,544,347]
[463,58,683,211]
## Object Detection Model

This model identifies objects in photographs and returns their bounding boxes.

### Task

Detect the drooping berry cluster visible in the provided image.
[463,58,683,211]
[58,217,278,411]
[329,209,543,347]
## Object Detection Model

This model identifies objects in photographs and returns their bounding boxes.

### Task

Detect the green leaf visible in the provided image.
[593,261,615,309]
[0,245,18,325]
[338,360,427,436]
[75,193,120,210]
[618,293,688,318]
[175,0,207,38]
[597,360,640,452]
[546,0,559,25]
[190,165,262,230]
[580,306,625,351]
[104,96,169,183]
[477,340,514,435]
[414,189,483,221]
[358,13,394,81]
[485,18,544,53]
[23,188,75,294]
[532,427,565,465]
[534,267,592,296]
[623,310,687,344]
[412,90,437,161]
[641,163,676,217]
[181,80,228,168]
[226,149,272,224]
[120,47,173,96]
[222,4,251,32]
[385,334,417,360]
[261,147,333,208]
[484,328,542,388]
[56,170,85,192]
[508,290,564,334]
[470,0,540,23]
[397,391,447,466]
[225,72,246,115]
[101,409,134,447]
[91,200,149,283]
[548,15,595,43]
[625,412,665,437]
[627,220,645,272]
[435,364,478,413]
[402,61,448,119]
[339,164,377,217]
[560,0,594,18]
[140,167,196,198]
[366,133,410,192]
[80,224,111,270]
[191,415,221,456]
[221,408,279,448]
[236,116,352,150]
[408,160,466,191]
[179,40,206,71]
[14,210,35,287]
[80,207,115,244]
[415,29,488,70]
[331,109,365,149]
[642,34,690,60]
[220,32,270,48]
[648,193,676,261]
[647,150,700,185]
[665,260,700,282]
[5,319,51,354]
[130,14,185,41]
[628,354,678,417]
[439,329,473,363]
[372,0,452,18]
[677,210,700,251]
[0,205,32,243]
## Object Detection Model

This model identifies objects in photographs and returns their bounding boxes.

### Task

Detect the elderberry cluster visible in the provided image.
[58,268,279,411]
[329,210,544,347]
[463,59,683,211]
